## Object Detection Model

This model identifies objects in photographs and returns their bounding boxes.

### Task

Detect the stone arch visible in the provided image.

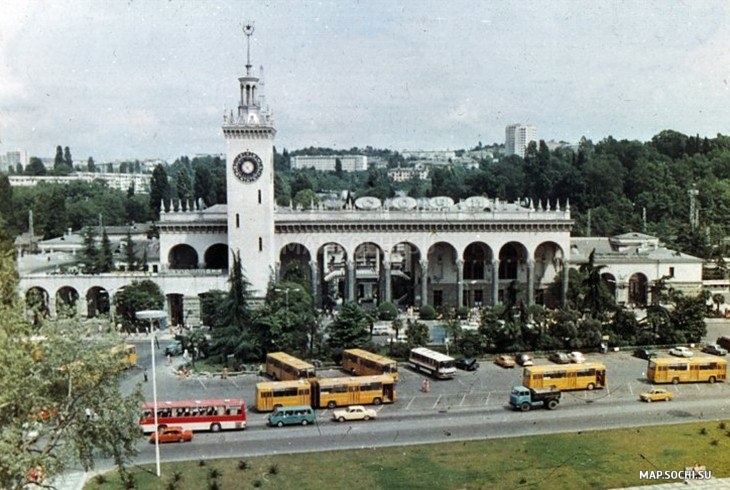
[86,286,110,319]
[26,287,50,324]
[204,243,229,270]
[168,244,199,269]
[279,242,313,288]
[389,242,422,308]
[426,242,458,308]
[56,286,80,317]
[533,241,565,307]
[318,242,348,311]
[462,242,493,308]
[498,242,529,304]
[629,272,648,306]
[354,242,384,307]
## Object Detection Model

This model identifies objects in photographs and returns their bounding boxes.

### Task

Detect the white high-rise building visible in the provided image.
[505,124,537,158]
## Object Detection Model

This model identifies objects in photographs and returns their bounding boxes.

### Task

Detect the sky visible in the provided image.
[1,0,729,163]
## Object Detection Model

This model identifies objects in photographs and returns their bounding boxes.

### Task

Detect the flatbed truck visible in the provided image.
[509,386,561,411]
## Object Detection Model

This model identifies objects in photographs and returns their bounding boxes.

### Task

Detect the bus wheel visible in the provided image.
[210,423,221,433]
[301,419,308,426]
[520,402,531,412]
[373,398,382,406]
[672,378,679,385]
[327,401,336,409]
[277,421,284,428]
[709,376,716,384]
[586,383,595,390]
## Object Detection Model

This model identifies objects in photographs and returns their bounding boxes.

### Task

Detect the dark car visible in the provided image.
[633,348,657,360]
[547,352,570,364]
[455,358,480,371]
[164,341,183,356]
[701,344,728,356]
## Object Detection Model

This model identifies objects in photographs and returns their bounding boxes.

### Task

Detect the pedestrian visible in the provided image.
[144,370,148,382]
[182,349,189,361]
[166,354,171,366]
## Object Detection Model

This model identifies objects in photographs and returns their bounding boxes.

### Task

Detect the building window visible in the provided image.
[669,267,675,277]
[236,213,240,228]
[259,237,263,251]
[258,189,261,204]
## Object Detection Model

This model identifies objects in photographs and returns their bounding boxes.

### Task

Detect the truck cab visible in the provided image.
[509,386,561,411]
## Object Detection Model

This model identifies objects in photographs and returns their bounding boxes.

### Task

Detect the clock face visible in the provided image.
[232,151,263,183]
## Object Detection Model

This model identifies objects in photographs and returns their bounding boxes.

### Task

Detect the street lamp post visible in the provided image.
[135,309,167,478]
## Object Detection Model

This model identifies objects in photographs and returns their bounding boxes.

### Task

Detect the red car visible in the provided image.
[149,426,193,444]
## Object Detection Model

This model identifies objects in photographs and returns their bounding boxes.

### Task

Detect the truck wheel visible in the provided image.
[520,402,531,412]
[277,421,284,428]
[546,399,558,410]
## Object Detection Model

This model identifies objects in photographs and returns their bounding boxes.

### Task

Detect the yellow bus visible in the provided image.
[265,352,317,381]
[255,379,311,412]
[342,348,399,381]
[110,344,138,368]
[647,357,727,384]
[313,375,396,409]
[522,362,607,391]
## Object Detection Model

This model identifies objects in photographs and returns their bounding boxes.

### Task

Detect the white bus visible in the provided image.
[408,347,456,379]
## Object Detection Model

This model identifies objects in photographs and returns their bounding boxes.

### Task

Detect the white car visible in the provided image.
[568,351,586,363]
[332,405,377,422]
[669,346,694,358]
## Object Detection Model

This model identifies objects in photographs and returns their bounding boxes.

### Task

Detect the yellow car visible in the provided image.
[494,355,516,368]
[640,388,674,403]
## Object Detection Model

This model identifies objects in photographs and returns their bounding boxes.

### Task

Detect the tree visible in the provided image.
[24,158,46,176]
[210,252,257,362]
[63,146,73,170]
[405,319,429,347]
[87,157,96,173]
[122,231,137,271]
[97,228,114,273]
[53,145,65,174]
[176,167,192,211]
[326,301,370,351]
[80,227,99,274]
[149,164,170,220]
[292,189,318,210]
[0,252,142,488]
[113,280,165,332]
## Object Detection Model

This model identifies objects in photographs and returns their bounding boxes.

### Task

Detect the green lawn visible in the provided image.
[86,421,729,489]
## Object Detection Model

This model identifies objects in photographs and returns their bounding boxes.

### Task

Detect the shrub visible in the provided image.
[419,304,436,320]
[457,306,469,319]
[378,302,398,320]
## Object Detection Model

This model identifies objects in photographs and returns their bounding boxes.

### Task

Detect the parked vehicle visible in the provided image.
[149,426,193,444]
[332,405,377,422]
[494,355,516,368]
[639,388,674,403]
[455,358,480,371]
[509,386,561,411]
[164,341,183,356]
[515,353,534,367]
[633,348,657,360]
[371,324,391,336]
[267,405,316,427]
[668,346,693,358]
[568,351,586,363]
[547,352,570,364]
[717,336,730,351]
[701,344,728,356]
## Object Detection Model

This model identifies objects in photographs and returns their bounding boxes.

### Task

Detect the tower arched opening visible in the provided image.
[204,243,229,270]
[86,286,110,319]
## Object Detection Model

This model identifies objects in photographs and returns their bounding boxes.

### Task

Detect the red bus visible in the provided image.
[139,398,247,433]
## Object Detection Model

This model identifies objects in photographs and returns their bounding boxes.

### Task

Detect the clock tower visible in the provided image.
[223,24,276,297]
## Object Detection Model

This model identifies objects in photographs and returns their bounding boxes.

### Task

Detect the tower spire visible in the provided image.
[243,23,254,76]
